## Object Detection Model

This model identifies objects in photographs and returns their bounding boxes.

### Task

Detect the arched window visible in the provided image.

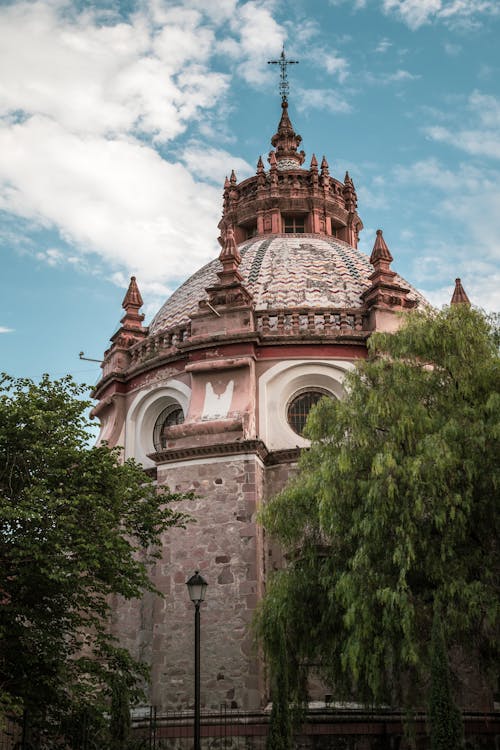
[287,390,328,436]
[153,404,184,451]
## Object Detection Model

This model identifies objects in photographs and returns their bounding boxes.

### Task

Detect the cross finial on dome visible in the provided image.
[450,278,471,306]
[267,45,299,104]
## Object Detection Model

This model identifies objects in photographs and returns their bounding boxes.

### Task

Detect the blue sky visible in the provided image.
[1,0,499,386]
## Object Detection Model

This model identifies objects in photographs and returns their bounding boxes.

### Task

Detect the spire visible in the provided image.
[343,171,357,212]
[361,230,416,316]
[370,229,393,265]
[310,153,319,189]
[201,223,253,311]
[320,156,329,176]
[269,100,306,169]
[103,276,147,372]
[121,276,145,330]
[450,278,471,306]
[218,224,242,268]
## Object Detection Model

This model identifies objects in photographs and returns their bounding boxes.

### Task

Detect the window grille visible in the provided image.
[287,391,327,435]
[153,405,184,451]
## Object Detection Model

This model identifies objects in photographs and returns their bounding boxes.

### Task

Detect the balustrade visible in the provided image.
[255,308,366,336]
[103,310,365,375]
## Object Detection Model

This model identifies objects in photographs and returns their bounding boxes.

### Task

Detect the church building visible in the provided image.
[91,73,469,727]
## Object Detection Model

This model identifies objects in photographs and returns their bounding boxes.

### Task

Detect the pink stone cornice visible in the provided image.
[149,439,269,465]
[185,357,254,373]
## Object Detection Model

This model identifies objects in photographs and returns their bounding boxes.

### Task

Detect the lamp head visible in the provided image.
[186,570,208,604]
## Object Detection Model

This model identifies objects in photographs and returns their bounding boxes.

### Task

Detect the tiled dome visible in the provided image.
[149,234,423,334]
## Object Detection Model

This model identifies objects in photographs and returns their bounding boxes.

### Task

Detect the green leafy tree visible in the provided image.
[0,374,190,735]
[265,625,293,750]
[429,605,463,749]
[256,305,499,710]
[109,673,131,750]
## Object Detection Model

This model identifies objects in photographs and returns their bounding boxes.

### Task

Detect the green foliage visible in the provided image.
[429,605,463,750]
[0,373,190,732]
[257,305,500,708]
[110,673,131,750]
[266,626,292,750]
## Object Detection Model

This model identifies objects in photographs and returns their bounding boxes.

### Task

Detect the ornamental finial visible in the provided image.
[267,45,299,103]
[450,278,471,306]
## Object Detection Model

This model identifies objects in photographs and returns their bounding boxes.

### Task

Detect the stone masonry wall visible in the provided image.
[109,453,298,714]
[142,453,267,712]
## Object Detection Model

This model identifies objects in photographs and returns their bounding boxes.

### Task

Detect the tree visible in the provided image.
[0,374,190,736]
[256,305,499,711]
[429,605,463,749]
[109,673,131,750]
[265,624,293,750]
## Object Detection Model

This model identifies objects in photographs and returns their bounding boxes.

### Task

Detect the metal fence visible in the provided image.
[2,707,499,750]
[132,706,268,750]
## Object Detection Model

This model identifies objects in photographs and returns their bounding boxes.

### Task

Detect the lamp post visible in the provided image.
[186,571,208,750]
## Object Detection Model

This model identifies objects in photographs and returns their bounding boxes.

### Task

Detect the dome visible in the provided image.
[149,234,423,334]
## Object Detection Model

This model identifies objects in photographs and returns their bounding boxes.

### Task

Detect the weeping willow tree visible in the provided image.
[265,623,292,750]
[256,305,500,715]
[429,605,464,749]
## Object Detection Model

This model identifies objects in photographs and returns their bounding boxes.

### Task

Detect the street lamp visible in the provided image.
[186,571,208,750]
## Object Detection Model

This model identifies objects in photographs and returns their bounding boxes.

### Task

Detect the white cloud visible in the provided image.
[366,68,421,84]
[0,0,290,296]
[426,125,500,159]
[393,157,486,191]
[0,0,229,143]
[299,45,349,84]
[424,91,500,160]
[295,88,352,115]
[36,248,65,267]
[328,0,367,8]
[382,0,499,29]
[443,42,461,55]
[375,38,393,53]
[394,157,500,305]
[289,19,321,43]
[180,144,254,185]
[391,69,420,81]
[0,326,14,334]
[0,115,222,285]
[383,0,442,28]
[178,0,238,24]
[228,2,286,87]
[357,185,389,210]
[470,91,500,128]
[323,53,350,83]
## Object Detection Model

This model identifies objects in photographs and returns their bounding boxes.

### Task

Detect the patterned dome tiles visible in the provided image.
[149,235,422,334]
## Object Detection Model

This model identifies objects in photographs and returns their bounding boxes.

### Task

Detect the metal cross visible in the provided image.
[267,46,299,103]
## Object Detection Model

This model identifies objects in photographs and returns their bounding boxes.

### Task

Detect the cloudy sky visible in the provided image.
[1,0,499,384]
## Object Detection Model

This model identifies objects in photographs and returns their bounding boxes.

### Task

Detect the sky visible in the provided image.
[1,0,500,387]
